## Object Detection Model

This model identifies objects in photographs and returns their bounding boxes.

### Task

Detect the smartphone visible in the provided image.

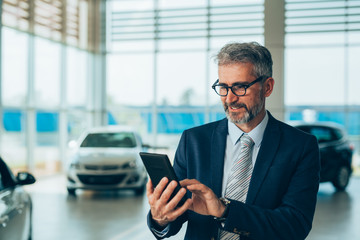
[139,152,187,206]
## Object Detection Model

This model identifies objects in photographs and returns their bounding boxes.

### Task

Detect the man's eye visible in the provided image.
[232,85,244,90]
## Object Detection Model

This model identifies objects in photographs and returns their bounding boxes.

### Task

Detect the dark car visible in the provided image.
[295,122,354,191]
[0,157,36,240]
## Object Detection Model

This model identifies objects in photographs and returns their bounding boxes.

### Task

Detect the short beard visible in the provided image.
[224,96,265,124]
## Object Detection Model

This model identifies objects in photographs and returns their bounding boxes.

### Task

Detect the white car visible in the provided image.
[66,126,148,195]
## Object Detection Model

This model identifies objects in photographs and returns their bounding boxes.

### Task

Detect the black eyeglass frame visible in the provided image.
[211,76,267,97]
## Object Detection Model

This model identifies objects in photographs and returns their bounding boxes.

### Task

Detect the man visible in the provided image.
[146,42,320,240]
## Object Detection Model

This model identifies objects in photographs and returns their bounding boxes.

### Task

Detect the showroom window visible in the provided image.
[2,0,358,174]
[1,0,94,174]
[1,27,28,107]
[284,0,360,148]
[107,0,264,149]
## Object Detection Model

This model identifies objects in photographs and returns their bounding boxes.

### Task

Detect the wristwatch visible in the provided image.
[214,197,231,222]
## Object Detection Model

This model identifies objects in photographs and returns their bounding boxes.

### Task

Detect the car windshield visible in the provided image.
[297,126,340,143]
[80,132,137,148]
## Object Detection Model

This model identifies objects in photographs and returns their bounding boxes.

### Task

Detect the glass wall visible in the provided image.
[1,27,28,171]
[107,0,265,154]
[0,109,27,172]
[2,0,359,175]
[284,0,360,154]
[1,28,28,106]
[1,0,94,176]
[1,26,93,175]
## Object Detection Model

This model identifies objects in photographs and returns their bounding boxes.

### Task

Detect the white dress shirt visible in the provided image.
[221,112,269,197]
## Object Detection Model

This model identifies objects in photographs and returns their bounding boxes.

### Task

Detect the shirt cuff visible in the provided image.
[151,224,170,238]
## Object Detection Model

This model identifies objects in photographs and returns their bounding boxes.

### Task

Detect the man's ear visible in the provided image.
[264,77,274,97]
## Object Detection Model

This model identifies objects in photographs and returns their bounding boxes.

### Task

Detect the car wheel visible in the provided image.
[332,165,351,191]
[67,188,76,196]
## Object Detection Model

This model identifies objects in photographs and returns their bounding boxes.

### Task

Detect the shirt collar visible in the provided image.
[228,111,269,147]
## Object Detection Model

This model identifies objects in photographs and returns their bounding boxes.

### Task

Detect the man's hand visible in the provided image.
[180,179,226,218]
[146,177,192,227]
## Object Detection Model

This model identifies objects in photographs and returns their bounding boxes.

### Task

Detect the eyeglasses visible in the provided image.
[212,76,267,97]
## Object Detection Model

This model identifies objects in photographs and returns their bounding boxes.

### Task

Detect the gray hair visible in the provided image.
[215,42,273,78]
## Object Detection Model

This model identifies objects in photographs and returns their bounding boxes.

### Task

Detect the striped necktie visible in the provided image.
[220,134,255,240]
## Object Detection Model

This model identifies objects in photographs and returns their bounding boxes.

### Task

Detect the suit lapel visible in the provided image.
[246,113,281,204]
[210,118,228,197]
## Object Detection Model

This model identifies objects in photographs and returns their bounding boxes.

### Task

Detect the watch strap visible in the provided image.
[214,197,230,222]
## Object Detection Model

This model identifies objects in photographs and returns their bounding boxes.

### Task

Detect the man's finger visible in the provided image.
[180,179,200,187]
[186,183,206,191]
[166,198,192,221]
[146,179,154,198]
[152,177,169,200]
[159,180,178,204]
[166,187,187,210]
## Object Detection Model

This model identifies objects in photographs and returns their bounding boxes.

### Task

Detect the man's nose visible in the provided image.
[225,89,239,103]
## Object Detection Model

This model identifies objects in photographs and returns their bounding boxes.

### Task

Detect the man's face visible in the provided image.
[218,63,266,125]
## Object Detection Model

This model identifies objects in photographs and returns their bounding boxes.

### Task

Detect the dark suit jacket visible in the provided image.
[148,112,320,240]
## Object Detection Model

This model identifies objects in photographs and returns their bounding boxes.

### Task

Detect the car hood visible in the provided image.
[75,147,139,165]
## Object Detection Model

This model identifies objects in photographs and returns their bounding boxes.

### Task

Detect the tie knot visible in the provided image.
[240,134,254,149]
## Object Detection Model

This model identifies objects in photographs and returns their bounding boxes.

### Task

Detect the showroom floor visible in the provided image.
[26,174,360,240]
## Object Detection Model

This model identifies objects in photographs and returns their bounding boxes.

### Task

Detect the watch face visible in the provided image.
[220,197,231,206]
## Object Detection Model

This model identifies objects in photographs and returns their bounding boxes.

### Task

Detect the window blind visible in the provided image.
[285,0,360,34]
[110,3,264,42]
[2,0,89,49]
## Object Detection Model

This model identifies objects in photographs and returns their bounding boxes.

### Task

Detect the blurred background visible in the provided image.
[0,0,360,239]
[1,0,359,176]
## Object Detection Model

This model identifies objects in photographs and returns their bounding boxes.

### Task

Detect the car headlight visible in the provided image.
[122,160,137,169]
[70,162,81,169]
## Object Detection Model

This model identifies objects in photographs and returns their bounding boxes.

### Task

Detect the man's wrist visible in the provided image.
[214,197,230,222]
[152,218,168,230]
[150,212,169,230]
